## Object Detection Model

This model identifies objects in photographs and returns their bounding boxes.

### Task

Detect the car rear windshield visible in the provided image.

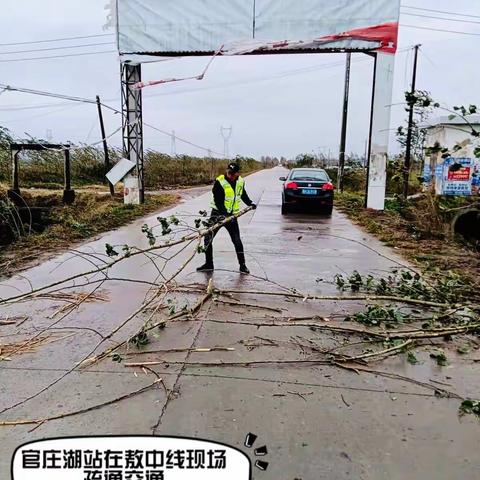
[291,170,329,181]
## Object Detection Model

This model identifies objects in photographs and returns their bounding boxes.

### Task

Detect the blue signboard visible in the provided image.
[439,157,473,196]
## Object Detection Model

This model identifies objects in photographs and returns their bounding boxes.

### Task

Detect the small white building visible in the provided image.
[425,114,480,151]
[424,115,480,196]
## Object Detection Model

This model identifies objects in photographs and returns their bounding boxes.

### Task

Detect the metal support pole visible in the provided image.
[403,44,421,199]
[11,150,19,193]
[7,149,21,202]
[121,61,144,204]
[338,53,351,192]
[63,148,75,204]
[209,149,214,180]
[96,95,115,197]
[364,53,377,208]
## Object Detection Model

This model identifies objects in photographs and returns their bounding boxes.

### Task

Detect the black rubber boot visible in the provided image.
[239,264,250,275]
[197,263,214,272]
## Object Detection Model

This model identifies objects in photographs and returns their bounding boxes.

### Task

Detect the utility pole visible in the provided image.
[338,52,351,192]
[96,95,114,197]
[220,126,232,159]
[364,139,368,168]
[403,44,421,199]
[208,149,214,180]
[171,130,177,157]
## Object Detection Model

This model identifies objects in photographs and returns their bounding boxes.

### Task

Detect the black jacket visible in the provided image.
[212,177,253,214]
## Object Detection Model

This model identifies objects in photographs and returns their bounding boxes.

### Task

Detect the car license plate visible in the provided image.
[302,189,316,195]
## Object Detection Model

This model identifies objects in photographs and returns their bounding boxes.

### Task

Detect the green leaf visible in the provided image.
[407,352,419,365]
[457,345,470,355]
[430,351,447,366]
[459,400,480,418]
[105,243,119,257]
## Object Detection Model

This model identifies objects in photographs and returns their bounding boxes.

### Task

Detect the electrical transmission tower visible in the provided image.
[220,126,233,159]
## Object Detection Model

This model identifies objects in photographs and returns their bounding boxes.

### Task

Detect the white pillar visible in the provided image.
[366,52,395,210]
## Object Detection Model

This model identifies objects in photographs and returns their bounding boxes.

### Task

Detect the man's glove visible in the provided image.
[251,203,257,210]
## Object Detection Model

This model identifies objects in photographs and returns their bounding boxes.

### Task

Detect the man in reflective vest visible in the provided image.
[197,162,256,274]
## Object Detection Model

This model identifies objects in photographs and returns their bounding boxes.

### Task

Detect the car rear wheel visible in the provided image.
[321,205,333,216]
[281,203,290,215]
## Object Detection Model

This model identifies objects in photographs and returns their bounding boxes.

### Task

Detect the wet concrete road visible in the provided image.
[1,167,479,479]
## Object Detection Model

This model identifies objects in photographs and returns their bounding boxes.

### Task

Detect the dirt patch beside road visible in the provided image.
[0,185,178,278]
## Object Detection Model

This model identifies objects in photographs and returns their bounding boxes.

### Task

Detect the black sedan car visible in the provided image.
[280,168,335,215]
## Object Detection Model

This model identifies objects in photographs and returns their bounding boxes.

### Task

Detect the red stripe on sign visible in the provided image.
[318,22,399,53]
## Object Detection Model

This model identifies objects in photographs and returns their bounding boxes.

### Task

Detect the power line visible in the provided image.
[0,42,116,56]
[1,58,355,110]
[1,82,224,156]
[1,103,86,125]
[143,58,361,100]
[144,121,223,157]
[400,24,480,36]
[0,50,116,63]
[402,5,480,20]
[402,12,480,25]
[0,33,114,47]
[0,102,72,111]
[0,83,97,104]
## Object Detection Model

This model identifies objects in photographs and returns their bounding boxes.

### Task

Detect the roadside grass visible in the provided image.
[0,185,178,277]
[335,191,480,290]
[0,143,263,189]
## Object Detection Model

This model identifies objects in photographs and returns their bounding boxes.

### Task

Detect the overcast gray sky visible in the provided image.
[1,0,479,159]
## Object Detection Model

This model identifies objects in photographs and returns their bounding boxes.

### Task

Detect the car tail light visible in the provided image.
[285,182,298,190]
[322,182,335,191]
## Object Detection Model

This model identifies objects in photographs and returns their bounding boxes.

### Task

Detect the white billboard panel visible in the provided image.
[116,0,400,55]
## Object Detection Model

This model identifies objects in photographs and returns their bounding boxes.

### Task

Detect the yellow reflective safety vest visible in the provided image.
[210,175,245,214]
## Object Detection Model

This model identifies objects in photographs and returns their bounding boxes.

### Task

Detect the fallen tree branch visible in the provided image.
[0,379,162,427]
[387,323,480,340]
[206,318,386,338]
[124,359,333,368]
[337,364,463,399]
[346,339,414,362]
[122,346,235,356]
[213,299,283,313]
[0,208,253,306]
[214,289,452,309]
[169,278,214,320]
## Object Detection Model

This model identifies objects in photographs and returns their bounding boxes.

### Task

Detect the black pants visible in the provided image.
[204,210,245,266]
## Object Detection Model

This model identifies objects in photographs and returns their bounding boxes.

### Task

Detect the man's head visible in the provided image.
[226,162,241,181]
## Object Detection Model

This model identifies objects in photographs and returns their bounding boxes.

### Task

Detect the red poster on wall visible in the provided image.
[448,167,471,182]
